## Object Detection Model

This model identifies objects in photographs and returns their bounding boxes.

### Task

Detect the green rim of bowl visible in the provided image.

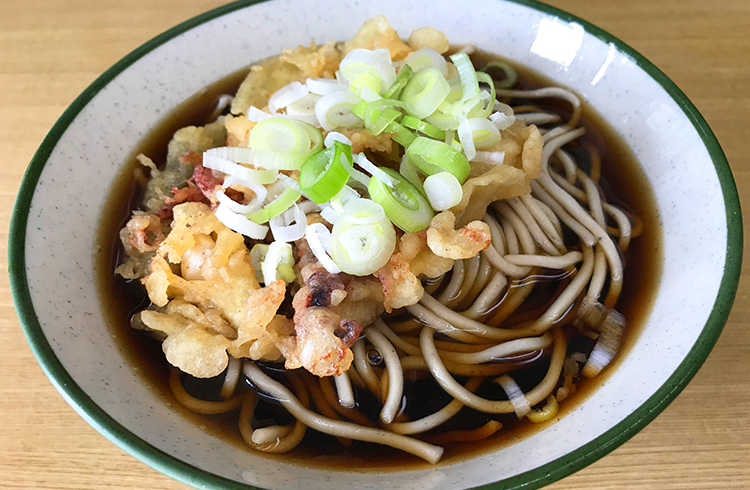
[8,0,742,489]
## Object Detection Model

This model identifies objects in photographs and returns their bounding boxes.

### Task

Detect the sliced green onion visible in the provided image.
[473,150,506,165]
[457,116,476,161]
[286,92,321,124]
[248,117,303,153]
[300,141,351,204]
[306,222,341,274]
[384,120,416,147]
[247,106,272,123]
[349,71,383,97]
[216,178,265,214]
[399,154,425,192]
[450,52,480,102]
[340,49,397,94]
[351,100,367,119]
[353,153,396,187]
[202,149,278,184]
[400,67,450,119]
[358,85,383,102]
[268,81,309,114]
[368,167,433,232]
[402,115,446,140]
[331,199,396,276]
[250,118,323,170]
[423,171,463,211]
[382,65,413,99]
[314,90,363,131]
[424,109,460,130]
[405,48,448,76]
[262,241,296,284]
[483,61,518,89]
[467,117,502,149]
[269,204,307,242]
[340,198,386,225]
[321,185,361,224]
[249,243,269,282]
[324,131,352,148]
[215,202,268,240]
[247,187,300,224]
[306,77,347,96]
[490,110,516,130]
[366,106,402,135]
[475,72,496,119]
[405,136,471,183]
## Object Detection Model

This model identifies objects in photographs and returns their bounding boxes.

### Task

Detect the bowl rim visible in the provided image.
[8,0,742,489]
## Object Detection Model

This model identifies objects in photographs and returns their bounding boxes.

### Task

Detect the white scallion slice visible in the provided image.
[340,49,397,93]
[202,149,278,184]
[340,198,386,225]
[490,110,516,130]
[450,52,480,102]
[399,154,424,192]
[423,171,462,211]
[468,117,502,149]
[495,375,531,419]
[269,204,307,243]
[249,118,323,170]
[457,116,476,161]
[493,101,515,117]
[306,77,347,95]
[247,106,272,123]
[404,48,448,76]
[400,68,450,119]
[354,153,396,188]
[331,199,396,276]
[320,205,341,225]
[268,81,309,114]
[324,131,353,148]
[343,153,371,188]
[216,176,267,214]
[315,91,363,131]
[261,241,295,284]
[215,202,269,240]
[286,93,322,121]
[306,222,341,274]
[358,86,383,103]
[472,151,506,165]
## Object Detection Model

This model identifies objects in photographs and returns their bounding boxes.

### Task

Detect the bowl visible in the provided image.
[9,0,742,489]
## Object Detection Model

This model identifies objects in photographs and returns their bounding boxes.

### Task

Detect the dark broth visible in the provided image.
[94,52,662,471]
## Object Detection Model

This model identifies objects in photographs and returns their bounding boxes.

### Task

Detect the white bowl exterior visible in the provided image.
[23,0,726,488]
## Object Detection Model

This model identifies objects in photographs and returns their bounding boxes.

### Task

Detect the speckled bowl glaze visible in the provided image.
[9,0,741,489]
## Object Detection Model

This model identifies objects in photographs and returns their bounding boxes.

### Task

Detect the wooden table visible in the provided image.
[1,0,748,488]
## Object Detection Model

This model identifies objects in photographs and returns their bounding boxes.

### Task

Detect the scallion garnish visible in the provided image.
[368,167,434,232]
[405,136,471,183]
[299,141,351,204]
[331,199,396,276]
[400,67,451,119]
[247,186,301,224]
[423,171,463,211]
[401,115,446,140]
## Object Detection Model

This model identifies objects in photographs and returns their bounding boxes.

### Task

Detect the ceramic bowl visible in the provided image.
[9,0,741,489]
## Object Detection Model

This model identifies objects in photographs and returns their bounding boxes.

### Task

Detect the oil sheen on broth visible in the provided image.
[94,51,662,470]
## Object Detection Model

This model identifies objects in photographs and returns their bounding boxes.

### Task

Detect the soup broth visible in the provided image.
[94,50,662,470]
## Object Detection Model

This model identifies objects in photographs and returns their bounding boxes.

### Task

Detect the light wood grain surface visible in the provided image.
[1,0,748,488]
